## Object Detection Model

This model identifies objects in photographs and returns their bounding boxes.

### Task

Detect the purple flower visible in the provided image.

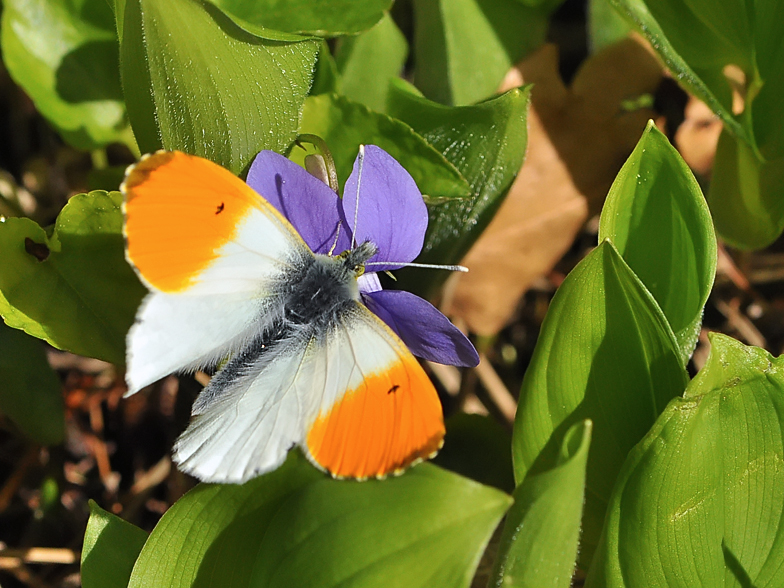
[247,145,479,368]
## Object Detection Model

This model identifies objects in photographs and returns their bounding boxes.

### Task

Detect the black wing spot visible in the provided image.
[25,237,50,261]
[388,384,400,395]
[215,202,225,215]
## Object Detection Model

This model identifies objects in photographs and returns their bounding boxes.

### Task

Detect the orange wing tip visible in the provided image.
[304,348,445,480]
[121,150,260,293]
[322,445,440,482]
[120,150,177,197]
[309,429,444,481]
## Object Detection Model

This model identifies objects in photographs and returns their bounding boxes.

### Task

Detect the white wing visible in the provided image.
[172,303,444,483]
[122,151,311,393]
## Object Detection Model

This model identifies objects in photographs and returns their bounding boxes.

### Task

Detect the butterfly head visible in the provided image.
[337,240,378,279]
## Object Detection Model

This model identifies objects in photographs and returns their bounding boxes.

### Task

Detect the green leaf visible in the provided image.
[512,241,687,565]
[120,0,319,174]
[293,93,470,199]
[0,322,63,445]
[128,454,511,588]
[599,122,717,365]
[113,0,126,42]
[511,0,566,12]
[82,501,148,588]
[1,0,132,150]
[586,334,784,587]
[491,421,591,588]
[412,0,547,106]
[432,413,515,492]
[310,40,341,96]
[607,0,782,156]
[210,0,392,36]
[588,0,631,52]
[750,4,784,161]
[607,0,746,145]
[0,191,145,365]
[387,81,530,294]
[608,0,784,248]
[707,128,784,251]
[334,13,408,113]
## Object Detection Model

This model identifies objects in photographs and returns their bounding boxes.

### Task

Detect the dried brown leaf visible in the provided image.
[675,96,722,175]
[446,39,662,335]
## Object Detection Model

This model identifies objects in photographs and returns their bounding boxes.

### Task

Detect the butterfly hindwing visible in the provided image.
[304,303,444,479]
[172,302,444,483]
[122,151,312,393]
[173,329,316,482]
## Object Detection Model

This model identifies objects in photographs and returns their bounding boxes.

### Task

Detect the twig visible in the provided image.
[474,354,517,423]
[462,394,489,416]
[0,445,39,513]
[717,245,752,292]
[84,434,119,494]
[714,298,767,348]
[426,361,461,396]
[0,547,78,567]
[131,456,171,495]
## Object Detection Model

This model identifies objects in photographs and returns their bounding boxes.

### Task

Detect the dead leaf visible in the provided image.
[675,96,722,175]
[445,39,662,335]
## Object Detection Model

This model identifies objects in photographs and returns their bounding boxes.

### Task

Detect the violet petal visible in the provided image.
[246,150,343,254]
[363,289,479,367]
[342,145,427,270]
[357,272,382,293]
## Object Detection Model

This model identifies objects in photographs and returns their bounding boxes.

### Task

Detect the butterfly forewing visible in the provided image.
[123,151,309,295]
[122,151,311,393]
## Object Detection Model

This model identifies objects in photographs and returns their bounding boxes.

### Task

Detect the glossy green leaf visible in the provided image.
[492,421,591,588]
[588,0,631,52]
[0,191,145,365]
[605,0,742,145]
[599,122,717,365]
[586,334,784,587]
[412,0,547,106]
[310,40,341,96]
[512,241,687,565]
[293,93,470,199]
[113,0,126,42]
[608,0,784,159]
[0,321,63,445]
[1,0,132,150]
[750,15,784,161]
[609,0,784,249]
[82,501,148,588]
[387,80,530,294]
[511,0,565,11]
[210,0,392,36]
[708,129,784,251]
[128,454,511,588]
[334,13,408,113]
[432,413,515,492]
[120,0,319,173]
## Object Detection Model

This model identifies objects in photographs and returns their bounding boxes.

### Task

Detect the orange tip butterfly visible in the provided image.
[121,146,478,483]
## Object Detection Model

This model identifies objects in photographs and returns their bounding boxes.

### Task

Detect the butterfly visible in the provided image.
[121,145,478,483]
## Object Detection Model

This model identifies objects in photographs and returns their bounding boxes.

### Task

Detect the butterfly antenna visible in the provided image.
[351,145,365,251]
[328,222,342,256]
[365,261,468,272]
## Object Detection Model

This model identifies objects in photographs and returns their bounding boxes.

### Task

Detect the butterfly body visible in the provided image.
[280,241,377,327]
[186,241,379,419]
